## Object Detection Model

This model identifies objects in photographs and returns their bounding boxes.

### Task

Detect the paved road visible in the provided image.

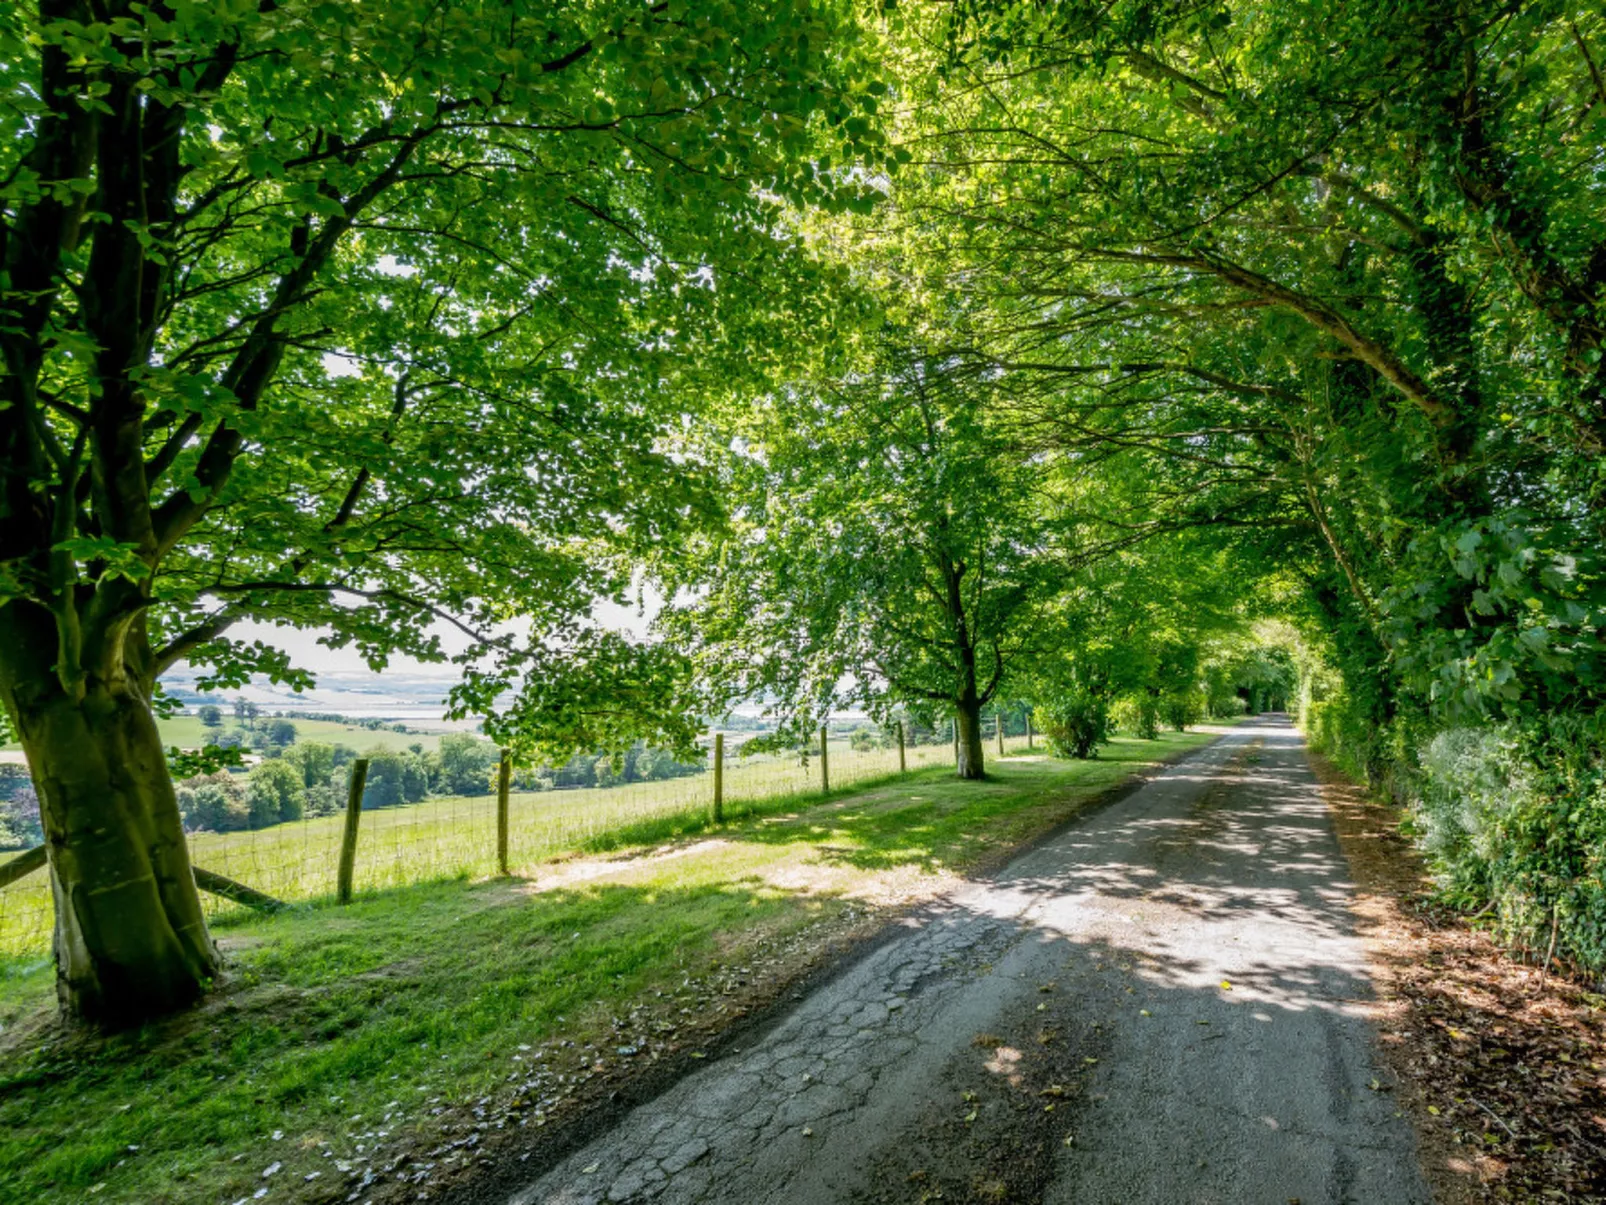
[501,718,1428,1205]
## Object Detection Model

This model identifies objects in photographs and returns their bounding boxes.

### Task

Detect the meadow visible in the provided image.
[0,734,969,959]
[0,729,1218,1205]
[1,713,455,760]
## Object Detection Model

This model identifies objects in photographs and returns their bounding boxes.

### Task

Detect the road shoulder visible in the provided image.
[1313,750,1606,1202]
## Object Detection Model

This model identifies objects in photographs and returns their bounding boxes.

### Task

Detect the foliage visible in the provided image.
[1160,692,1203,733]
[245,761,306,828]
[0,787,42,851]
[1034,692,1112,759]
[360,750,430,809]
[261,719,298,750]
[661,336,1078,778]
[1418,716,1606,972]
[175,772,250,834]
[1113,697,1161,742]
[851,0,1606,971]
[163,743,244,779]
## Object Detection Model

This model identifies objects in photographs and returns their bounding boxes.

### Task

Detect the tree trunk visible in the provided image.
[955,696,986,780]
[5,676,217,1026]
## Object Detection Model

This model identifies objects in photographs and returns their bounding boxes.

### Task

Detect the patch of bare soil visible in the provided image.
[1313,752,1606,1204]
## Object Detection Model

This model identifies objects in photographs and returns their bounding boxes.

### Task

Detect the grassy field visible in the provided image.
[2,713,460,757]
[0,736,966,958]
[0,729,1220,1205]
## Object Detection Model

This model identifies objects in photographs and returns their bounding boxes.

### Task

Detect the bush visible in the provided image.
[1161,691,1203,732]
[304,783,343,817]
[246,760,306,827]
[848,728,879,752]
[1035,692,1111,759]
[1112,696,1160,741]
[1207,692,1248,719]
[0,786,43,849]
[1419,716,1606,973]
[177,771,250,832]
[437,733,497,795]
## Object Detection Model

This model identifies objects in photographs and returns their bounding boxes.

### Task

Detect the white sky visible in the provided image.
[174,595,660,682]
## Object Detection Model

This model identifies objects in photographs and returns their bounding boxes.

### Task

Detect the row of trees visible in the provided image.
[859,2,1604,972]
[3,1,1597,1025]
[170,734,711,835]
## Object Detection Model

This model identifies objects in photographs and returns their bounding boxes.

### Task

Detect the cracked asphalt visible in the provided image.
[498,717,1429,1205]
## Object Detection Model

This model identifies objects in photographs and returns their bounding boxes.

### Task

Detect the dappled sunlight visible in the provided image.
[926,724,1377,1027]
[504,721,1426,1205]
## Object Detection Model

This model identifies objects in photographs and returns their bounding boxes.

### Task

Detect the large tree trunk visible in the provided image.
[1,634,217,1025]
[955,695,986,780]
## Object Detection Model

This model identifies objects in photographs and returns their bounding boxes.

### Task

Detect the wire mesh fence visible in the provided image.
[0,724,1040,960]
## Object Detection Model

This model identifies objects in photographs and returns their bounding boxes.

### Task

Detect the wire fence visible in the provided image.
[0,725,1038,960]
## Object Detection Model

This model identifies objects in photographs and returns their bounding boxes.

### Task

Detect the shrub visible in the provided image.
[304,783,343,817]
[246,760,306,827]
[1419,716,1606,974]
[177,771,250,832]
[1112,696,1160,741]
[1161,691,1202,732]
[1035,692,1111,759]
[0,786,43,849]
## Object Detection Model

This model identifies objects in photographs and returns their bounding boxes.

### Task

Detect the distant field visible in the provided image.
[2,713,461,756]
[0,734,971,957]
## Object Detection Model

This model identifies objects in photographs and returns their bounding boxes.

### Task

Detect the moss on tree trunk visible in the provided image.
[4,661,217,1026]
[955,697,986,780]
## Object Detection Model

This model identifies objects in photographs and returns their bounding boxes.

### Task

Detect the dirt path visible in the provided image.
[487,718,1427,1205]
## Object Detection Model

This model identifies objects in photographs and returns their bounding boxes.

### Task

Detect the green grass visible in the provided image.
[0,737,961,957]
[0,729,1219,1205]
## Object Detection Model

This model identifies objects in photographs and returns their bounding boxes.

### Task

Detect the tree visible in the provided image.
[0,1,886,1023]
[435,734,497,797]
[892,0,1606,727]
[361,751,407,809]
[870,1,1606,968]
[175,771,249,833]
[282,741,335,791]
[245,760,305,828]
[665,341,1071,778]
[262,718,297,749]
[197,704,223,729]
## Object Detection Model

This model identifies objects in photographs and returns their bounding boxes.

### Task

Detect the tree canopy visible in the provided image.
[3,0,1603,1022]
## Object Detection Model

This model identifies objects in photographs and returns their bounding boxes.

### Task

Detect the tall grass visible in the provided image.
[0,735,1003,959]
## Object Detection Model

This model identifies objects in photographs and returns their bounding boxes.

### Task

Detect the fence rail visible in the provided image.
[0,727,1039,959]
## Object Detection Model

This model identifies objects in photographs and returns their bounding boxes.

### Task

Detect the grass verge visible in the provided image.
[0,729,1219,1205]
[1313,750,1606,1203]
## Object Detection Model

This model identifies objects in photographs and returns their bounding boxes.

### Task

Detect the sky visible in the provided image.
[171,595,661,683]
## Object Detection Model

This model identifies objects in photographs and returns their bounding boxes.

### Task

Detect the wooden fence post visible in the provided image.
[712,732,725,823]
[897,720,906,773]
[337,757,369,905]
[820,723,830,793]
[497,748,511,875]
[996,712,1005,756]
[1026,708,1034,749]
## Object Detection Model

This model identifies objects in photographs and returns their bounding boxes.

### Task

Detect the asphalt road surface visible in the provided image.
[500,717,1429,1205]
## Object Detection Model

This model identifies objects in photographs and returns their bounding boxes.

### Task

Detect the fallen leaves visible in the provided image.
[1317,752,1606,1202]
